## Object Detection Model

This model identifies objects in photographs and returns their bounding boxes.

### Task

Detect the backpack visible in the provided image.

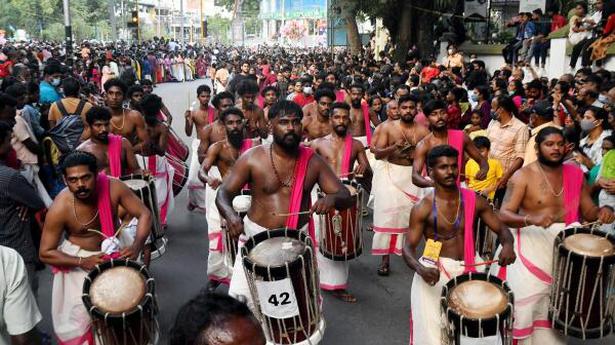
[46,99,86,153]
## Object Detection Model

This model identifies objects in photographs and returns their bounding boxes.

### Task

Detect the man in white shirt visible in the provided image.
[0,245,42,345]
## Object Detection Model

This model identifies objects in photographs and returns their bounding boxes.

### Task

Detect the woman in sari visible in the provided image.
[184,55,194,81]
[164,54,174,82]
[589,2,615,66]
[195,54,207,78]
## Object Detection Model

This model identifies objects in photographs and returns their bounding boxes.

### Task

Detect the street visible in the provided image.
[36,80,613,345]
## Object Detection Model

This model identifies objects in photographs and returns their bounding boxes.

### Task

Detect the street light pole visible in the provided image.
[180,0,185,45]
[62,0,72,56]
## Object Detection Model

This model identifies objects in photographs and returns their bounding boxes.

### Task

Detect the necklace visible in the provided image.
[269,145,297,188]
[537,163,564,197]
[399,123,417,150]
[434,191,462,225]
[111,109,125,131]
[72,196,99,229]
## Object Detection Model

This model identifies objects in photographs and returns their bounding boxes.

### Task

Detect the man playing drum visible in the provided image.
[403,145,516,345]
[39,151,152,345]
[77,106,141,178]
[216,100,353,310]
[199,107,261,290]
[370,94,429,275]
[312,102,371,302]
[491,127,615,344]
[185,84,215,213]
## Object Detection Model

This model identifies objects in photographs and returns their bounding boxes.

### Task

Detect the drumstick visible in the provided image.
[581,220,602,227]
[272,210,312,217]
[461,259,499,267]
[338,172,364,178]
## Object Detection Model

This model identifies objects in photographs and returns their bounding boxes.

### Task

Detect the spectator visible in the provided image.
[47,77,92,128]
[442,44,464,74]
[526,9,552,69]
[587,0,615,67]
[465,136,504,201]
[445,87,463,129]
[170,292,265,345]
[569,0,599,69]
[38,63,62,105]
[292,77,315,108]
[549,6,568,32]
[471,85,491,128]
[578,106,613,169]
[420,58,440,85]
[502,12,531,65]
[464,59,488,90]
[523,100,562,166]
[486,95,529,201]
[464,110,488,139]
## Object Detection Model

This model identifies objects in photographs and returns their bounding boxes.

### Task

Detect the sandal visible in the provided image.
[377,264,390,276]
[332,290,357,303]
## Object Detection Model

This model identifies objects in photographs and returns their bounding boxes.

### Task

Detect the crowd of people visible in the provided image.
[1,10,615,344]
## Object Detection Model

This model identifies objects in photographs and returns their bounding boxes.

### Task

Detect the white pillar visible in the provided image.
[547,38,568,79]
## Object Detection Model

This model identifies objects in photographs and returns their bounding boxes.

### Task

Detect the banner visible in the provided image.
[519,0,546,12]
[464,0,489,19]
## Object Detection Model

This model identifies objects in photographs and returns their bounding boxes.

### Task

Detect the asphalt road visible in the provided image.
[35,79,613,344]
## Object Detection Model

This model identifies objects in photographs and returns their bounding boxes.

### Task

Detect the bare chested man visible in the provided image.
[370,94,430,275]
[312,102,371,302]
[103,79,149,154]
[403,145,516,345]
[236,79,268,139]
[412,99,488,188]
[348,84,381,147]
[261,85,279,122]
[216,100,352,313]
[199,107,261,290]
[491,127,614,345]
[198,91,235,163]
[302,88,335,141]
[186,84,215,211]
[76,106,140,178]
[39,151,152,345]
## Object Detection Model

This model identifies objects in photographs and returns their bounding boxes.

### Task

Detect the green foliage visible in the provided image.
[207,15,232,44]
[217,0,260,15]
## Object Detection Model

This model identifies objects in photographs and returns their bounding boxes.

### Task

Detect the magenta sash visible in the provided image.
[240,139,253,154]
[341,135,353,175]
[335,90,345,102]
[107,134,122,178]
[563,163,583,225]
[285,147,314,230]
[447,130,464,185]
[96,173,116,239]
[361,103,372,145]
[461,188,477,273]
[208,106,215,124]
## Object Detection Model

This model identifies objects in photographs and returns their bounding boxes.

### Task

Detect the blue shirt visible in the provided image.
[39,81,61,104]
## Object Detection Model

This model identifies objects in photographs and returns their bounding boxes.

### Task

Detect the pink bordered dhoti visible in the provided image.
[187,138,206,213]
[205,166,230,284]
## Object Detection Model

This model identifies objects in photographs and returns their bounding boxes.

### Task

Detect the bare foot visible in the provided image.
[332,290,357,303]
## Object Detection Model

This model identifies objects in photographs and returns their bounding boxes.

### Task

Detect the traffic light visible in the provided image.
[128,10,138,28]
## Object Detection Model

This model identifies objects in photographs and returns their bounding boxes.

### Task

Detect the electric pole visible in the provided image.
[62,0,72,56]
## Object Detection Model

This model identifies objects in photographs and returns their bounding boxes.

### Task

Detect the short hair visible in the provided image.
[141,79,153,86]
[314,88,335,102]
[331,102,350,113]
[261,85,280,97]
[423,99,446,115]
[408,75,420,86]
[398,94,418,106]
[59,151,98,175]
[196,84,211,95]
[169,292,260,345]
[4,83,26,100]
[212,91,235,109]
[563,126,581,148]
[495,95,518,116]
[127,85,144,98]
[473,136,491,150]
[475,85,490,99]
[575,1,588,13]
[427,145,459,168]
[350,83,364,93]
[220,107,244,122]
[536,126,564,145]
[43,63,62,76]
[0,92,17,110]
[139,94,163,118]
[604,134,615,146]
[586,106,611,129]
[62,77,81,97]
[0,121,12,143]
[526,79,543,91]
[237,80,259,96]
[268,100,303,120]
[103,78,128,95]
[532,8,543,15]
[85,106,111,125]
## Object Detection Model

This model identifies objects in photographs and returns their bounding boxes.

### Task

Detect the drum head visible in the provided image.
[563,233,615,257]
[90,266,146,314]
[123,179,148,190]
[232,195,252,213]
[247,236,306,267]
[448,280,508,319]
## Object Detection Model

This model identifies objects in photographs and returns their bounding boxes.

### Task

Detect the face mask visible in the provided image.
[448,49,454,55]
[51,78,61,86]
[490,110,499,121]
[580,119,597,132]
[598,94,609,104]
[470,94,479,102]
[303,86,313,95]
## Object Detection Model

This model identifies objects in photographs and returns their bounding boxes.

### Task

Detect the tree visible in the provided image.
[339,0,362,54]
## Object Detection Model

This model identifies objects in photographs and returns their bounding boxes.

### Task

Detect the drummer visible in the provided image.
[199,107,261,291]
[39,151,152,345]
[216,100,353,310]
[403,145,516,345]
[77,106,141,178]
[311,102,371,302]
[491,127,615,345]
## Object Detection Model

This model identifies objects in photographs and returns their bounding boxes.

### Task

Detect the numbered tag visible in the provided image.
[422,238,442,265]
[255,278,299,319]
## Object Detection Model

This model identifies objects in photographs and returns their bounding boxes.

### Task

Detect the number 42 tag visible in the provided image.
[255,278,300,319]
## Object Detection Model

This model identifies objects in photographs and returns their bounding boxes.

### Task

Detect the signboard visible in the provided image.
[519,0,546,12]
[464,0,489,19]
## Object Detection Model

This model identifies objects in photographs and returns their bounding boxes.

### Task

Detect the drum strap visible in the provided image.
[107,134,123,178]
[208,106,215,124]
[447,130,464,186]
[562,163,583,225]
[341,135,353,175]
[96,173,116,239]
[285,146,314,230]
[361,103,372,145]
[461,189,477,273]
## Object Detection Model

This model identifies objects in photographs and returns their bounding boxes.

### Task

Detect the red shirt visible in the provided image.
[293,93,314,108]
[551,14,567,32]
[420,66,440,84]
[603,14,615,35]
[0,60,12,78]
[447,104,462,130]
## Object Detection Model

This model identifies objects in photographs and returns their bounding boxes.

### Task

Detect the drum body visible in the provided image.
[82,259,158,345]
[225,190,252,265]
[318,180,363,261]
[473,193,497,261]
[242,229,323,344]
[441,273,514,345]
[549,226,615,339]
[167,128,189,161]
[166,155,188,196]
[120,175,162,240]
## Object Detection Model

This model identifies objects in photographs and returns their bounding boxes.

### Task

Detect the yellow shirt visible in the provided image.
[465,158,503,200]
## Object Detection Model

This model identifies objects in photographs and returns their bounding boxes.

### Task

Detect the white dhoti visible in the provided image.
[489,224,567,345]
[51,240,99,345]
[372,162,420,256]
[20,163,52,208]
[137,154,175,226]
[187,139,206,213]
[205,166,229,284]
[409,257,486,345]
